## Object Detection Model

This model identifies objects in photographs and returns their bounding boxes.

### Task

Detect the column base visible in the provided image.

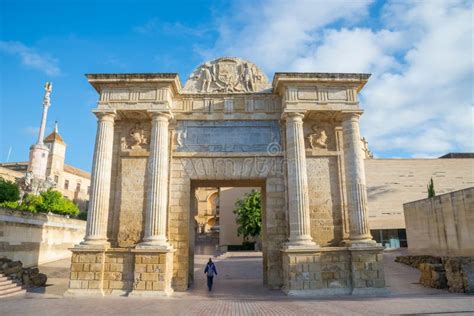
[79,239,110,249]
[346,239,378,248]
[135,241,173,251]
[282,240,319,251]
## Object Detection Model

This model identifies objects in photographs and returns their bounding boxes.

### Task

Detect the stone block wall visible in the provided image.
[67,248,173,296]
[0,207,86,267]
[350,248,385,292]
[306,156,345,246]
[419,263,447,289]
[69,251,105,294]
[103,251,134,294]
[403,187,474,256]
[282,246,385,296]
[132,251,173,295]
[443,257,474,294]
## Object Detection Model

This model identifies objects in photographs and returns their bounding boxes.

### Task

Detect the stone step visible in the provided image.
[0,276,10,282]
[0,281,21,291]
[0,286,26,298]
[0,277,16,284]
[0,281,20,291]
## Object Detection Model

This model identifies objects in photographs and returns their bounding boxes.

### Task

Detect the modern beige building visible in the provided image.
[365,154,474,248]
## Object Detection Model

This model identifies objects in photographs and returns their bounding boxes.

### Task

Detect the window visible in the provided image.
[76,182,81,192]
[54,175,59,183]
[64,180,69,190]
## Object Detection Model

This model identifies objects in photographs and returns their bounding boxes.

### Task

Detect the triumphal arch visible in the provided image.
[66,57,386,297]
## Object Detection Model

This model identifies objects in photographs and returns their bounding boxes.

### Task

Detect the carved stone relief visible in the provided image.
[183,57,271,93]
[120,122,150,152]
[306,125,328,150]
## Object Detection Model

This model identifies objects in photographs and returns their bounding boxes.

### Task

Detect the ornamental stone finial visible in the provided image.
[43,82,52,108]
[183,57,270,93]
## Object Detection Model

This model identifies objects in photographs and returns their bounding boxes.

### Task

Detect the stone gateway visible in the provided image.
[66,57,386,297]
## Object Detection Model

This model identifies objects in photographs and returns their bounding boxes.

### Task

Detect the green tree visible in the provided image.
[37,190,79,216]
[427,178,436,198]
[233,190,262,242]
[0,189,79,216]
[0,177,20,203]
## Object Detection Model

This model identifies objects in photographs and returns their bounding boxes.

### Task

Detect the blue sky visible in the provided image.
[1,0,472,172]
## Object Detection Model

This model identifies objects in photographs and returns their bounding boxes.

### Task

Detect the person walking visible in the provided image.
[204,258,218,291]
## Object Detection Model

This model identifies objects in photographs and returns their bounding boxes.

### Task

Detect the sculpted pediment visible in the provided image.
[183,57,271,94]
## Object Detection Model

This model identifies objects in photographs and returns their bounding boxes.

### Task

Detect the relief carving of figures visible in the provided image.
[121,123,149,151]
[183,57,271,93]
[176,129,187,148]
[241,62,254,92]
[361,137,374,159]
[306,125,328,149]
[199,63,214,92]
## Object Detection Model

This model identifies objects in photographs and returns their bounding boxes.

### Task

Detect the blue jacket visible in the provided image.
[204,263,217,276]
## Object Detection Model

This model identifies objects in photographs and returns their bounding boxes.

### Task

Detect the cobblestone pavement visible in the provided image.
[0,249,473,315]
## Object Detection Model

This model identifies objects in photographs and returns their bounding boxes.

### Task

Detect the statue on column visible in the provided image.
[21,81,57,196]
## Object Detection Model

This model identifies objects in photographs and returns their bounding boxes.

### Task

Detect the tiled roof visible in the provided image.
[44,131,65,144]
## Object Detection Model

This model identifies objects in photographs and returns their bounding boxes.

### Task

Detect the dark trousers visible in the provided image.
[207,276,214,291]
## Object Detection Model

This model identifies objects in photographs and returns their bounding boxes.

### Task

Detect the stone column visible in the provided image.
[342,112,374,244]
[284,112,317,248]
[138,111,172,249]
[81,110,116,247]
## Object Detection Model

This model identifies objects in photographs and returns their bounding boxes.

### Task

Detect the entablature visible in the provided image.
[87,73,181,110]
[272,72,370,112]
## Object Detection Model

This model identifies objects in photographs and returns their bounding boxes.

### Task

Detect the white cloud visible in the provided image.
[134,18,212,37]
[200,0,473,157]
[0,41,60,76]
[197,0,373,71]
[23,126,39,136]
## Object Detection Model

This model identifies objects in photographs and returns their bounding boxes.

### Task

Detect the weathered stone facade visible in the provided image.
[67,57,386,297]
[404,187,474,256]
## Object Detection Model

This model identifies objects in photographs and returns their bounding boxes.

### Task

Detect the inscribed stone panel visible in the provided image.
[175,121,281,152]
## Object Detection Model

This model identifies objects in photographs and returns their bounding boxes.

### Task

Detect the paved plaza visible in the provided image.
[0,249,473,315]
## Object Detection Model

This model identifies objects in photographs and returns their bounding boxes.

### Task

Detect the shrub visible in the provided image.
[0,200,19,209]
[0,177,20,203]
[19,194,44,213]
[0,189,79,216]
[77,212,88,221]
[37,190,79,216]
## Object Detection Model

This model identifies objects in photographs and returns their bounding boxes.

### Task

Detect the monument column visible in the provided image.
[341,112,374,244]
[138,111,172,249]
[28,82,53,180]
[284,112,317,248]
[81,110,116,247]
